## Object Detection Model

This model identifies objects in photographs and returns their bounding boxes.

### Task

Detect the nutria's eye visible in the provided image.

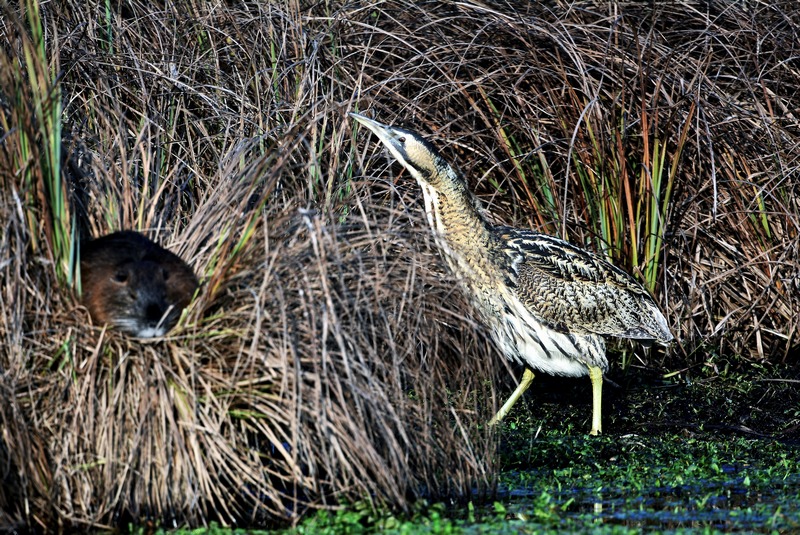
[113,271,129,284]
[162,268,170,280]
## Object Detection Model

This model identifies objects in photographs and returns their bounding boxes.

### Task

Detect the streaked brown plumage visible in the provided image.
[350,112,673,435]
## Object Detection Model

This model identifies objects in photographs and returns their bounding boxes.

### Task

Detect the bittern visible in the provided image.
[350,112,673,435]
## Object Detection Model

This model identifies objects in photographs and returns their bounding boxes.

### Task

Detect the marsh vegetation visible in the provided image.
[0,0,798,530]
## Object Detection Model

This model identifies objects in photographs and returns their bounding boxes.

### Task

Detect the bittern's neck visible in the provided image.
[415,170,492,250]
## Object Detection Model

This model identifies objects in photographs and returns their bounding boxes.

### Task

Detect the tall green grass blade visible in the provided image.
[21,0,70,282]
[481,88,560,231]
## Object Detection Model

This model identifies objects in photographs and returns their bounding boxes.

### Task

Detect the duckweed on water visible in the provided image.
[262,433,798,534]
[490,432,800,533]
[141,434,798,534]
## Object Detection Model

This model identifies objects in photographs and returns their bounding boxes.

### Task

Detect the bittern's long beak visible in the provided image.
[349,112,409,166]
[349,112,390,134]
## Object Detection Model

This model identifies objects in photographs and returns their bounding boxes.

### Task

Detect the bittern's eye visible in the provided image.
[398,136,406,144]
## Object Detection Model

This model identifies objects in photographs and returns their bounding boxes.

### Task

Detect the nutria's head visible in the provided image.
[80,231,199,338]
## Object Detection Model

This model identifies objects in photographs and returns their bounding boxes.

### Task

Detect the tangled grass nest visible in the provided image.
[1,130,500,527]
[1,0,798,528]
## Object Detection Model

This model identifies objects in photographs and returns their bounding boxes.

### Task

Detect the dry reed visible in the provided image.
[0,0,798,529]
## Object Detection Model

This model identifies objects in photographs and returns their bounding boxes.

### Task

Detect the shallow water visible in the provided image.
[494,476,799,531]
[481,436,800,533]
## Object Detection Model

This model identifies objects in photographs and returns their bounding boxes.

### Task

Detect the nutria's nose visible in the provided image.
[145,302,167,323]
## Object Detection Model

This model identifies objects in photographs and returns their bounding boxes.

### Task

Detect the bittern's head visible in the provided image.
[350,113,461,192]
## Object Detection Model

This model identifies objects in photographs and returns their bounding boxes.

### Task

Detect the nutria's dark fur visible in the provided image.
[80,231,198,337]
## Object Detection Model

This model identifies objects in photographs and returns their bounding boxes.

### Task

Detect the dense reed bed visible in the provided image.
[0,0,797,529]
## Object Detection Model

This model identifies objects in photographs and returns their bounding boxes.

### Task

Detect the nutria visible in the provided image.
[80,231,199,337]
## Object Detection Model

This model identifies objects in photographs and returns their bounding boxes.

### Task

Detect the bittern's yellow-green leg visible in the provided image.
[487,368,535,426]
[489,366,604,434]
[589,365,603,436]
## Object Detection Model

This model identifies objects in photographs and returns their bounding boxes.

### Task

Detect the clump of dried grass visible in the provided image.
[2,196,497,527]
[1,0,799,529]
